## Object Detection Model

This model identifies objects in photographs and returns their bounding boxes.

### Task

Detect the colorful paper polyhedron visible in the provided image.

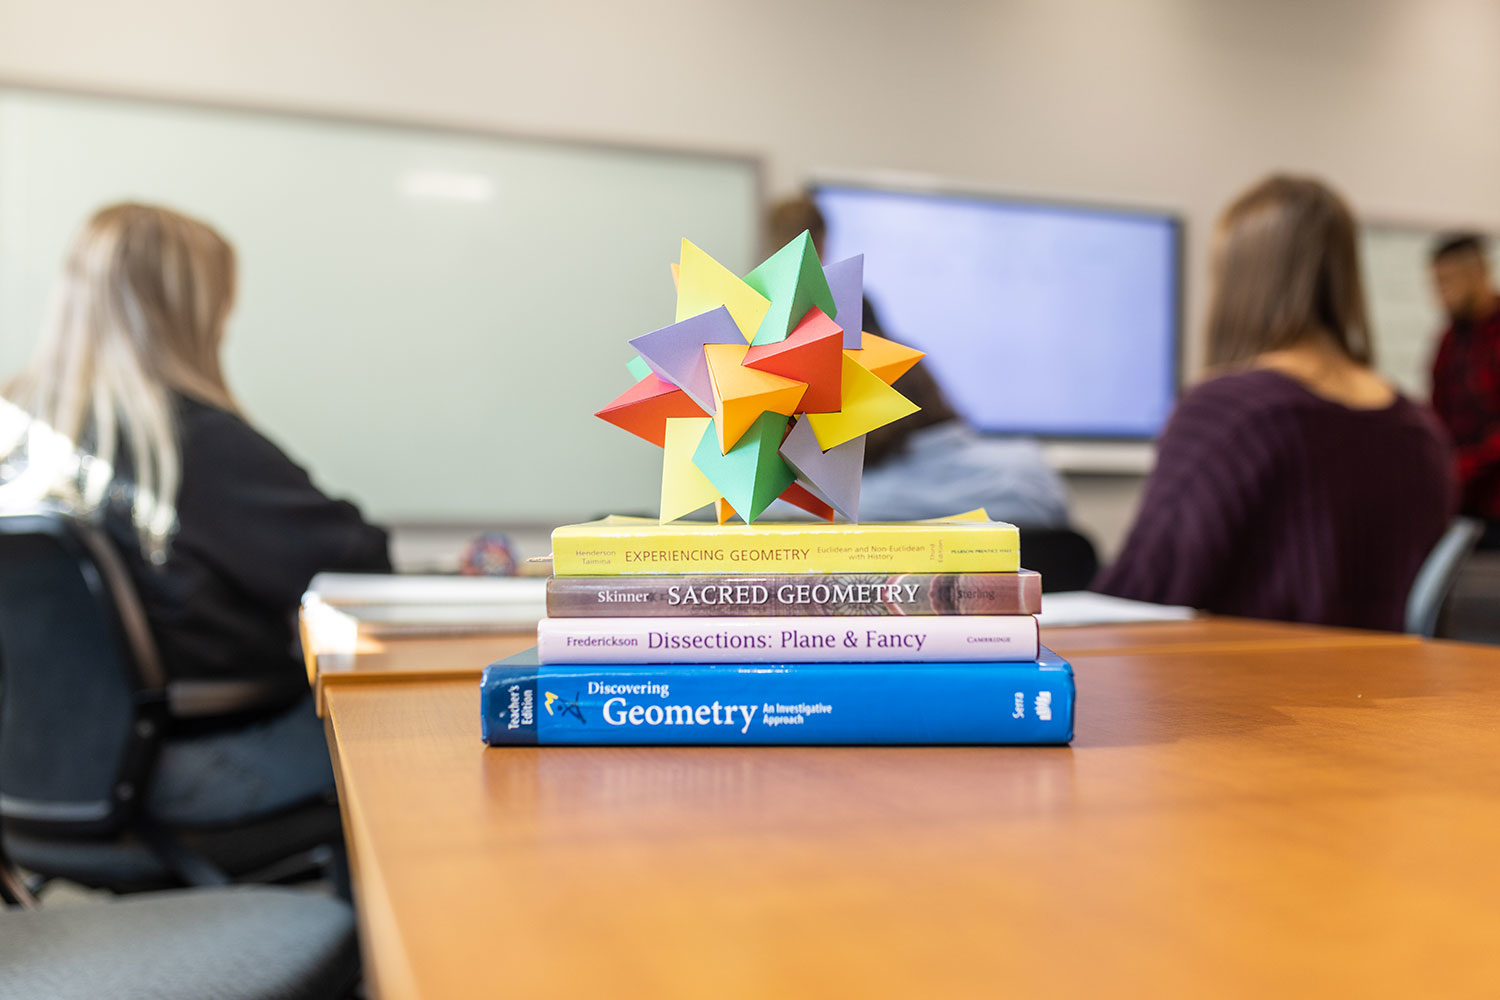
[595,232,924,524]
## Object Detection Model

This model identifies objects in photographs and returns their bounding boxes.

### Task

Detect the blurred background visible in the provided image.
[1,0,1497,569]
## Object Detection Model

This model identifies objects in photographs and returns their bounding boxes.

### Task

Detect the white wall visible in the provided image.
[5,0,1499,558]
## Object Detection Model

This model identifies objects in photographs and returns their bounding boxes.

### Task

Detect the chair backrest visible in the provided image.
[1405,516,1485,638]
[1018,527,1101,593]
[0,512,168,837]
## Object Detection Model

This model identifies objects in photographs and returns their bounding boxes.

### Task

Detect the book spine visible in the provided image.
[546,572,1043,618]
[550,523,1019,576]
[536,615,1038,664]
[480,653,1074,745]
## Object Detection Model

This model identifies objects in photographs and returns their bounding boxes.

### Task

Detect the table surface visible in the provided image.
[317,620,1500,999]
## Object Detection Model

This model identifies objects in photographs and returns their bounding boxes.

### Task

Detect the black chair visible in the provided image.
[0,511,344,893]
[1405,516,1485,638]
[0,886,359,999]
[1017,526,1100,593]
[0,712,360,1000]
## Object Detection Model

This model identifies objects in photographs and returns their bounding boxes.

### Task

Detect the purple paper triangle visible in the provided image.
[823,255,864,350]
[778,416,864,521]
[628,307,743,411]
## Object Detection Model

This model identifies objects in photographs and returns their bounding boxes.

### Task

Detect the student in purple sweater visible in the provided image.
[1093,176,1455,630]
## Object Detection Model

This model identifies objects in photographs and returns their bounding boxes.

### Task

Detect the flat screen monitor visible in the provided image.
[813,183,1181,439]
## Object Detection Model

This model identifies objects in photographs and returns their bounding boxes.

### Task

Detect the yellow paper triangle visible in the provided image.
[805,356,920,450]
[844,332,925,385]
[669,261,681,291]
[660,416,721,522]
[677,239,771,343]
[705,343,807,452]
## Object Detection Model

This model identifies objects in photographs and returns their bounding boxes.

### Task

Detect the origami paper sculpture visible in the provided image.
[595,233,925,523]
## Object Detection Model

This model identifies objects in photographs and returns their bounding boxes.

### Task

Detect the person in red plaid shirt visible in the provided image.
[1430,233,1500,547]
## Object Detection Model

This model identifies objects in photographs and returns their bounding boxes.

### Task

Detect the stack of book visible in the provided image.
[481,514,1074,745]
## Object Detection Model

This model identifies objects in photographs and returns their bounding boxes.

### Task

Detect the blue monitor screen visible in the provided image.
[813,184,1180,439]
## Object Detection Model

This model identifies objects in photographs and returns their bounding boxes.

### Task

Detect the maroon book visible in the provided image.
[545,571,1041,618]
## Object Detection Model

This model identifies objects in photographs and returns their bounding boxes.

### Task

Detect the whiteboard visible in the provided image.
[1360,223,1494,400]
[0,86,760,523]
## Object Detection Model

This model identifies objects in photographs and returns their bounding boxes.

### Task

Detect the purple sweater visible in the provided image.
[1093,369,1456,630]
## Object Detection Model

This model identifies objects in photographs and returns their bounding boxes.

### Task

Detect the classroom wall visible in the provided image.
[4,0,1498,559]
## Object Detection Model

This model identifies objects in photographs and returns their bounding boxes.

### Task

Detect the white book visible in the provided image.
[537,615,1040,664]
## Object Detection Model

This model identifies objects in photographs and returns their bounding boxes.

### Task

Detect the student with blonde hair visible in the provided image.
[1093,176,1455,629]
[0,203,390,825]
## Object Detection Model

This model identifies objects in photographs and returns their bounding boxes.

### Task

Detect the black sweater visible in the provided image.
[105,397,391,712]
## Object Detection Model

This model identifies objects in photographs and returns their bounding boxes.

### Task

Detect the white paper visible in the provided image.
[1038,591,1196,627]
[306,572,547,605]
[304,573,547,635]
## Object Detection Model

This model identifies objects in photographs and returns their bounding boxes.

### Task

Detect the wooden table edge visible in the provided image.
[325,697,423,1000]
[314,668,483,718]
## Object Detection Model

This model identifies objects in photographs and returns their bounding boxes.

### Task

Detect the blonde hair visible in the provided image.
[0,203,238,560]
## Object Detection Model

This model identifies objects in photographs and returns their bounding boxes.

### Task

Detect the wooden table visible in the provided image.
[313,619,1500,998]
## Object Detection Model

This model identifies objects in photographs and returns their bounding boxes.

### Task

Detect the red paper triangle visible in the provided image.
[595,374,708,447]
[778,480,836,522]
[742,307,844,413]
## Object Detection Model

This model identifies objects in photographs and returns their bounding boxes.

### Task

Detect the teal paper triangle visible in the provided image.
[625,354,653,381]
[691,411,794,522]
[743,232,837,347]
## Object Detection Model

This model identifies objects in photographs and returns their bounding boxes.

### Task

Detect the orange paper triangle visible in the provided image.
[844,332,924,385]
[703,343,808,453]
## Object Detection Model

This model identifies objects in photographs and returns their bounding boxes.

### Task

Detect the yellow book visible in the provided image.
[549,510,1018,576]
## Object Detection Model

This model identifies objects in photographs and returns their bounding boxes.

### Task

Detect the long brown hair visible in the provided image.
[0,203,239,559]
[1205,175,1373,369]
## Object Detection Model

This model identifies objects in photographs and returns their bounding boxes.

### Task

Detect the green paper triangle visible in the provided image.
[625,354,653,381]
[743,231,837,347]
[691,411,794,522]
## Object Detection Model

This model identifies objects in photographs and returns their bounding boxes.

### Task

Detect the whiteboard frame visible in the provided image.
[0,72,766,198]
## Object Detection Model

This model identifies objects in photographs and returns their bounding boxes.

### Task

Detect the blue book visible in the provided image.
[480,647,1074,746]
